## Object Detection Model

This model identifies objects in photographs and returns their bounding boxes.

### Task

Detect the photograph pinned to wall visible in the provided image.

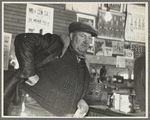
[104,47,113,56]
[95,38,105,56]
[3,32,12,70]
[112,41,124,56]
[25,3,54,35]
[77,13,96,54]
[123,49,134,60]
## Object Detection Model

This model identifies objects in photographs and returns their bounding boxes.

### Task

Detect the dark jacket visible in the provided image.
[22,44,90,116]
[4,33,90,116]
[14,33,64,78]
[4,33,64,112]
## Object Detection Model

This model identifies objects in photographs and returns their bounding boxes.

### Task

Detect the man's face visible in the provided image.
[70,31,92,55]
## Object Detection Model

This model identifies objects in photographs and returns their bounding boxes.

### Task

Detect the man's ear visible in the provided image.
[69,32,74,41]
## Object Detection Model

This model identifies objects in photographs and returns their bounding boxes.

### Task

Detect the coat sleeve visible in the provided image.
[14,33,62,78]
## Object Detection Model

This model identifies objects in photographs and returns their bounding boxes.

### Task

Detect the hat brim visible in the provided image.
[75,28,97,37]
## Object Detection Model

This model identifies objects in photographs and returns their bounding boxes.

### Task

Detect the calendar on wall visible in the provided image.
[125,4,146,42]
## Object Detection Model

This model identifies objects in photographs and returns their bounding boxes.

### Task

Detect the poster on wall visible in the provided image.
[97,9,125,41]
[125,4,146,42]
[3,32,12,70]
[77,13,96,54]
[25,4,54,34]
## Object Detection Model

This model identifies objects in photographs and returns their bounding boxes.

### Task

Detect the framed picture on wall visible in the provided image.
[77,13,96,54]
[77,13,95,27]
[97,9,125,41]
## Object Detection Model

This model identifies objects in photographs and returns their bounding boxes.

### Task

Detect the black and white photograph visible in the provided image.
[95,38,105,56]
[1,1,148,119]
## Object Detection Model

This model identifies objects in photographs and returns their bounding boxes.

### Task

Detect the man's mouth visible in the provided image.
[81,44,88,48]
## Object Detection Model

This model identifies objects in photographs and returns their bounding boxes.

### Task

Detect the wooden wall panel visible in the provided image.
[4,3,76,39]
[3,3,76,57]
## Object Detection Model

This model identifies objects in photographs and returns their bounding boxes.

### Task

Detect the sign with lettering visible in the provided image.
[25,4,54,34]
[3,32,12,70]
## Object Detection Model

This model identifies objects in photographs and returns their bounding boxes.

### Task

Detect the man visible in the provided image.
[5,22,97,117]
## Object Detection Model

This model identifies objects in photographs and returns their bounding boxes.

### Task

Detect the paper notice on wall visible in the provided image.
[116,56,126,68]
[3,32,12,70]
[125,4,146,42]
[66,3,98,15]
[25,4,54,35]
[73,4,91,14]
[65,4,72,11]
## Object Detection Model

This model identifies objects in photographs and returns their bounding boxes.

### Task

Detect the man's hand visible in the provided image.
[25,74,39,86]
[75,99,89,118]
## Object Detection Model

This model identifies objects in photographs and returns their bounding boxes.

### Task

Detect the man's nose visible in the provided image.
[83,40,90,45]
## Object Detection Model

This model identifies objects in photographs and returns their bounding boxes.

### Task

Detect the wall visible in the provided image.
[3,3,145,78]
[4,3,76,57]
